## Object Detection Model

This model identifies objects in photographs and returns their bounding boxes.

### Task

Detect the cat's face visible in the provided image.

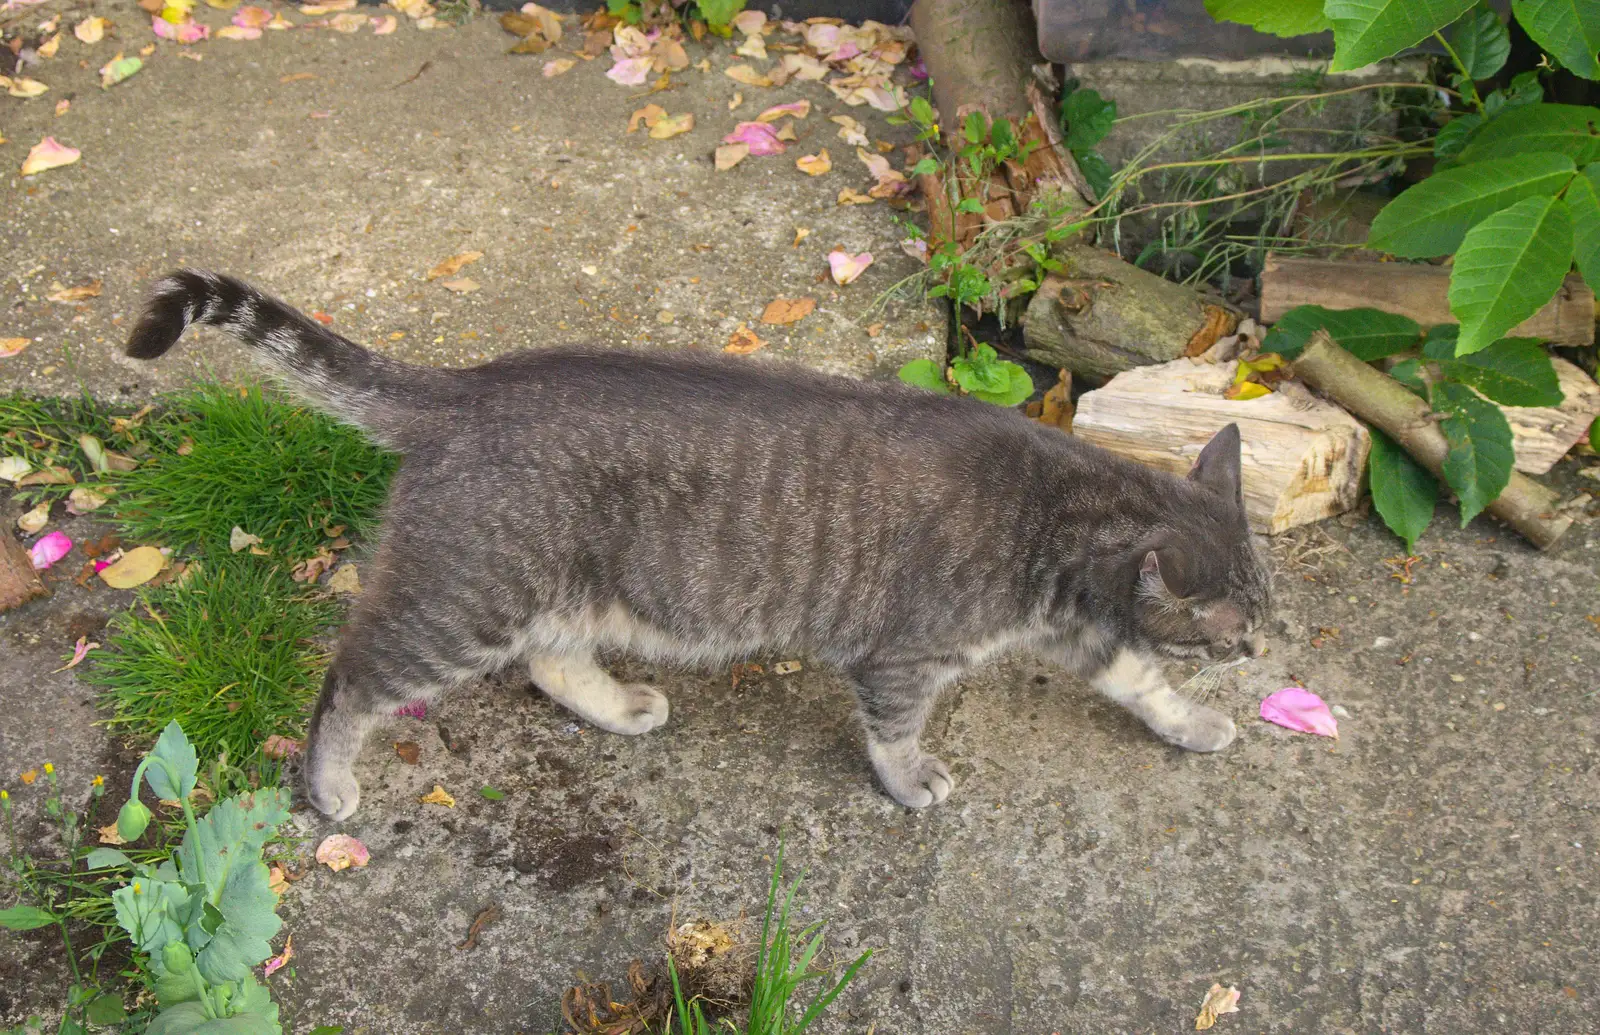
[1130,424,1273,663]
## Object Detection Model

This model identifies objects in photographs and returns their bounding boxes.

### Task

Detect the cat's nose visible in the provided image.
[1244,630,1266,657]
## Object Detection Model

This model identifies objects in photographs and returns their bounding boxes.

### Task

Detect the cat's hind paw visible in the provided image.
[869,741,954,808]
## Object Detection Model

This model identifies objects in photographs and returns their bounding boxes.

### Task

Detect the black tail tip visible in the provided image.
[123,271,205,360]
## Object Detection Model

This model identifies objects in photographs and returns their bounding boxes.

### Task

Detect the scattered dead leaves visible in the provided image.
[291,547,336,583]
[724,323,766,355]
[759,297,815,325]
[426,251,483,280]
[394,740,421,764]
[795,149,831,176]
[456,904,502,951]
[419,784,456,807]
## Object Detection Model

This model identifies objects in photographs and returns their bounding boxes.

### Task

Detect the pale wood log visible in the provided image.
[1506,357,1600,474]
[1073,357,1370,534]
[1260,255,1596,346]
[1294,331,1571,549]
[1022,249,1238,378]
[1,530,47,613]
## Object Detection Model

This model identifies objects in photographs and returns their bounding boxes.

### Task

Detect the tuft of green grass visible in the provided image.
[83,554,340,767]
[668,844,870,1035]
[109,383,396,561]
[0,394,127,498]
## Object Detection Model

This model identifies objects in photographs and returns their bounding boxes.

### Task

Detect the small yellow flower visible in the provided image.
[43,763,54,775]
[132,882,142,894]
[0,790,8,801]
[19,770,37,785]
[92,775,105,787]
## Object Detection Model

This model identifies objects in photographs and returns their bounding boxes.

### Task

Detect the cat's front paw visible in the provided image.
[306,764,361,821]
[1160,704,1237,753]
[869,744,954,808]
[604,684,670,736]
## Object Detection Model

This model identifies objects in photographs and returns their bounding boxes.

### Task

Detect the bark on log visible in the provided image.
[1073,357,1370,533]
[1261,255,1597,346]
[1294,331,1572,550]
[1,530,47,613]
[1022,249,1238,378]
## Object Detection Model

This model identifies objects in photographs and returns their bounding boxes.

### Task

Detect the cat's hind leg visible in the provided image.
[1089,647,1236,752]
[304,647,458,821]
[528,651,669,735]
[849,661,960,808]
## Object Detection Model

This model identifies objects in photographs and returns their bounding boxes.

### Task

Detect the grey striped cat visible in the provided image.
[125,270,1271,820]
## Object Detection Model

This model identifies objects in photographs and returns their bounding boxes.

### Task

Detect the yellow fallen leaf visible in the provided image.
[760,297,815,325]
[792,227,810,248]
[98,822,128,845]
[1195,983,1240,1030]
[426,251,483,280]
[20,770,38,785]
[54,99,71,116]
[837,187,875,205]
[326,563,362,595]
[17,501,50,534]
[75,17,109,43]
[628,103,666,133]
[440,277,479,294]
[299,0,354,12]
[2,76,50,99]
[714,142,749,171]
[649,112,694,139]
[543,57,575,77]
[724,64,771,87]
[98,546,168,589]
[267,864,289,895]
[756,100,811,123]
[774,122,798,142]
[796,149,831,176]
[420,784,456,807]
[46,280,102,302]
[328,11,367,32]
[728,91,742,110]
[37,33,61,59]
[830,114,868,146]
[725,322,766,354]
[1,338,30,357]
[1224,381,1271,400]
[735,33,765,60]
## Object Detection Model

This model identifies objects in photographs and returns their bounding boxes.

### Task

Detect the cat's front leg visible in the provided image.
[849,661,959,808]
[1089,647,1236,752]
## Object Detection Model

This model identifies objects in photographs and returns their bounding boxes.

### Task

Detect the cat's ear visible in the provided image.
[1189,423,1243,509]
[1140,547,1194,599]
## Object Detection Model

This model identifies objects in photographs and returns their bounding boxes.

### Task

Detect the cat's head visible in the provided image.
[1131,424,1273,662]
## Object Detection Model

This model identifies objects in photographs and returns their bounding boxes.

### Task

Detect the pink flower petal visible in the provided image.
[393,699,428,719]
[372,14,396,33]
[722,121,785,156]
[1260,687,1338,738]
[29,530,72,570]
[732,10,765,35]
[315,833,370,871]
[20,137,81,177]
[263,934,293,978]
[827,249,874,285]
[605,54,652,86]
[262,734,302,759]
[908,57,928,80]
[233,5,273,28]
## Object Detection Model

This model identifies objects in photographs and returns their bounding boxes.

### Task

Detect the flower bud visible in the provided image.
[116,799,152,842]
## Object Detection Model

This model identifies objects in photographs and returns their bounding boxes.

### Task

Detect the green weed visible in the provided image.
[84,554,339,768]
[108,384,395,561]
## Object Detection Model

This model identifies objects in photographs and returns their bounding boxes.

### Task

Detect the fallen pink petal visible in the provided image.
[1260,688,1338,739]
[233,5,273,28]
[723,121,785,156]
[262,734,303,759]
[394,699,428,719]
[828,249,874,285]
[20,137,81,177]
[29,530,72,570]
[372,14,396,33]
[52,635,99,673]
[606,55,652,86]
[263,934,294,978]
[152,16,210,43]
[315,833,370,871]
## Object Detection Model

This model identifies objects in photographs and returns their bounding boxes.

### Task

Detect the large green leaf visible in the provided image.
[1433,112,1483,158]
[1204,0,1331,36]
[172,789,290,985]
[1512,0,1600,79]
[1327,0,1476,71]
[1061,88,1117,152]
[1425,333,1564,405]
[1449,194,1575,354]
[1456,104,1600,165]
[144,1001,280,1035]
[144,720,199,803]
[1449,6,1511,79]
[896,359,952,394]
[1367,153,1575,257]
[1262,305,1420,360]
[111,876,188,957]
[1433,381,1516,523]
[1368,430,1437,552]
[0,905,57,931]
[1566,165,1600,288]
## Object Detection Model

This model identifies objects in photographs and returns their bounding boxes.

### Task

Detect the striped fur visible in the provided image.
[125,270,1273,820]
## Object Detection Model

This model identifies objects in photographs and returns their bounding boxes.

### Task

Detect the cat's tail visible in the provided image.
[125,269,440,449]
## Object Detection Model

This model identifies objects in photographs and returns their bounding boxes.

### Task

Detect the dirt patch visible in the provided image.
[513,824,618,893]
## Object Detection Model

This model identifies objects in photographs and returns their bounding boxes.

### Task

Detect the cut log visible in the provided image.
[1260,255,1596,346]
[1294,331,1571,549]
[1506,357,1600,474]
[1,530,48,613]
[1073,357,1370,533]
[1022,249,1239,378]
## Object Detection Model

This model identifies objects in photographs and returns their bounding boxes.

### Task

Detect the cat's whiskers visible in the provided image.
[1176,658,1248,706]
